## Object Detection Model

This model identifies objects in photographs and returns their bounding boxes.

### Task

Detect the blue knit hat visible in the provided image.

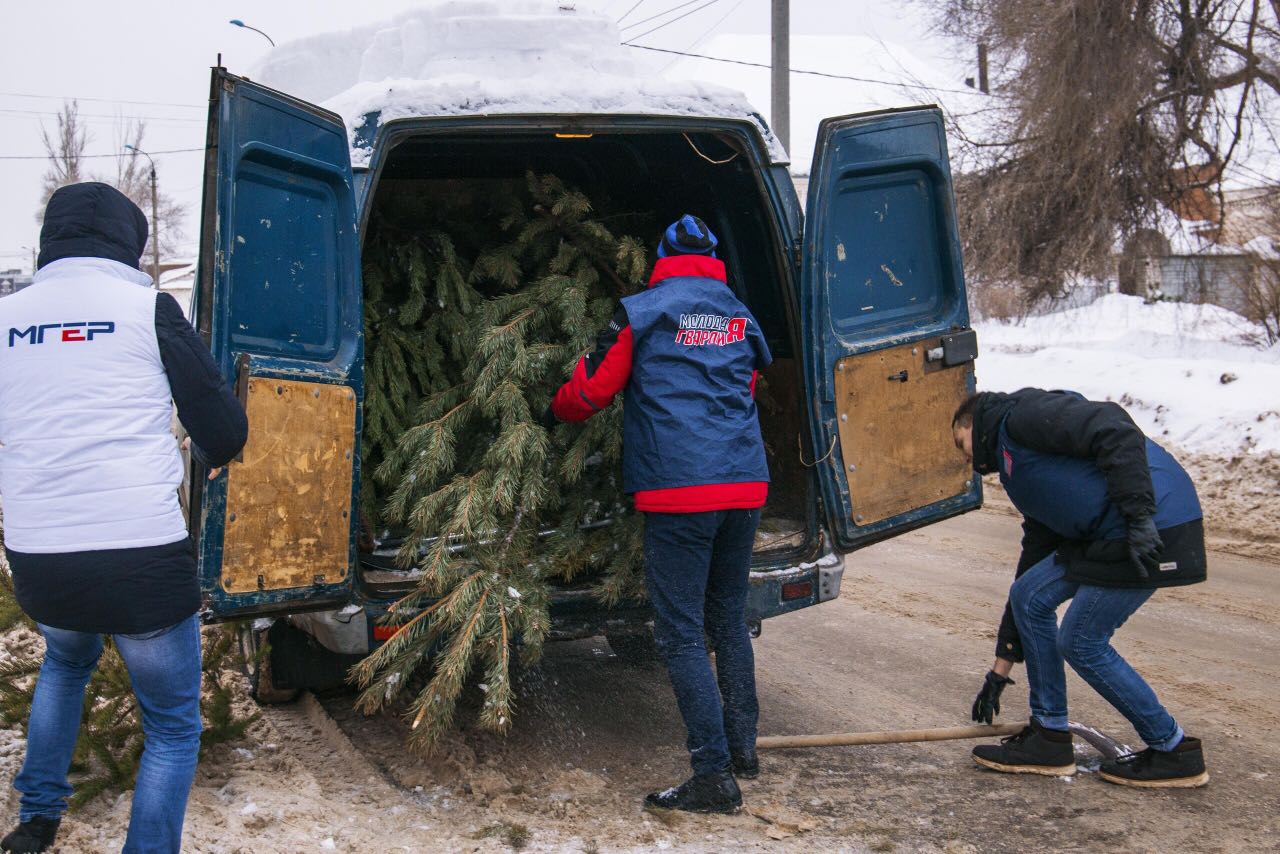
[657,214,718,259]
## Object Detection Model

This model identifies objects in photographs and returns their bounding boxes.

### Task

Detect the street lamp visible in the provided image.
[124,144,160,287]
[21,245,35,275]
[229,19,276,47]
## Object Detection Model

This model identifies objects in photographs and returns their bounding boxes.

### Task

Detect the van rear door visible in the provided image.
[801,106,979,553]
[192,68,362,619]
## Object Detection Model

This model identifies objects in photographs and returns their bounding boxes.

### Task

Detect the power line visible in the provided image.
[624,0,722,43]
[0,147,204,161]
[0,91,205,111]
[660,0,747,73]
[620,0,702,31]
[0,107,205,124]
[615,1,646,24]
[626,43,1001,97]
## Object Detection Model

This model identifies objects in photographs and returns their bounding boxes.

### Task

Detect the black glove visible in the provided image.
[972,670,1014,724]
[1126,515,1163,580]
[538,406,560,431]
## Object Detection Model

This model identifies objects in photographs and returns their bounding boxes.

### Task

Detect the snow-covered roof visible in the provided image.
[251,1,785,167]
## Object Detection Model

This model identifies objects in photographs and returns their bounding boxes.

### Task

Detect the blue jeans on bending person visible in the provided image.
[1010,553,1183,750]
[642,508,760,776]
[15,614,203,854]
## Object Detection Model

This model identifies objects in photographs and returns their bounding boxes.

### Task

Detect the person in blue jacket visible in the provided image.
[0,183,248,853]
[952,388,1208,788]
[544,215,771,813]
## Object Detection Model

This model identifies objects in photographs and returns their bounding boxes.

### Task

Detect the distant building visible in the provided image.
[1120,183,1279,319]
[0,269,33,298]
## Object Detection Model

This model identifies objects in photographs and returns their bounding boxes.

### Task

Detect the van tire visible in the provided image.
[239,623,301,704]
[604,629,662,664]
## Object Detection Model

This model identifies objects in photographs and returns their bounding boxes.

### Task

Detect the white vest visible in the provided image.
[0,257,188,553]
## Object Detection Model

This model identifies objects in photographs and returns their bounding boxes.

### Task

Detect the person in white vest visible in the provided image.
[0,183,247,854]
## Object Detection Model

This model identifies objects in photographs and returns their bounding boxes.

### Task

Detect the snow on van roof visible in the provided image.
[251,1,786,167]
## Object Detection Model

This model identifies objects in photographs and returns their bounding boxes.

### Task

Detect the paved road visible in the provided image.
[44,507,1275,851]
[322,507,1280,851]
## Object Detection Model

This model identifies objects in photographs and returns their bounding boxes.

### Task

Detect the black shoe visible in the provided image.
[972,720,1076,776]
[644,770,742,814]
[1,816,61,853]
[1100,736,1209,788]
[731,750,759,780]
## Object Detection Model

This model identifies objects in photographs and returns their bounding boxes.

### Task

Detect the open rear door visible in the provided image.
[801,106,979,553]
[192,68,362,619]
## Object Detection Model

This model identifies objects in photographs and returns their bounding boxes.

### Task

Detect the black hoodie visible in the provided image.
[38,182,148,271]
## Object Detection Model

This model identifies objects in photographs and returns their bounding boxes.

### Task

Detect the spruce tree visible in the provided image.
[353,173,651,749]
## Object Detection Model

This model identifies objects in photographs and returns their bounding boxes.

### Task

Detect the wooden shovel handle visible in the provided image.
[756,723,1026,750]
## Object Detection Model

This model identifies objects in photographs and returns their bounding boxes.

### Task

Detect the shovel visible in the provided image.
[757,721,1126,760]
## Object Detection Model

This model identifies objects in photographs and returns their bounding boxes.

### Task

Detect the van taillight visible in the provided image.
[781,581,813,601]
[372,624,398,641]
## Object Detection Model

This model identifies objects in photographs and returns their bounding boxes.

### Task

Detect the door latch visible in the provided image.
[887,370,909,383]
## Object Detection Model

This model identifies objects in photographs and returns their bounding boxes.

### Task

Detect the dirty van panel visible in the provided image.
[802,106,980,553]
[194,68,362,619]
[833,339,971,526]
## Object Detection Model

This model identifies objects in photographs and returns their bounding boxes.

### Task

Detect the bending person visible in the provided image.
[544,215,771,813]
[954,387,1208,788]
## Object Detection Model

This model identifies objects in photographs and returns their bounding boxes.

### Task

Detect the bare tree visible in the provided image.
[1240,188,1280,342]
[112,120,188,262]
[926,0,1280,304]
[35,105,188,267]
[37,101,89,214]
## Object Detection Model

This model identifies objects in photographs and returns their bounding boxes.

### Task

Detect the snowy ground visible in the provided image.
[975,293,1280,556]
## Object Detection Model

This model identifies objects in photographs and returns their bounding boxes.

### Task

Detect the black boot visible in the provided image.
[731,750,759,780]
[644,770,742,813]
[972,720,1076,776]
[1100,736,1209,788]
[1,816,61,853]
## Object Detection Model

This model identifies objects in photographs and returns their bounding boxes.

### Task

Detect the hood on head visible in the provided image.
[970,391,1019,475]
[38,182,149,271]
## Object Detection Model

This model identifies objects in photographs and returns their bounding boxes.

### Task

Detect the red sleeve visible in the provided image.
[750,369,759,398]
[551,306,633,422]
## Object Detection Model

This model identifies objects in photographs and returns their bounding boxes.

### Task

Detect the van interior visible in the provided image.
[357,128,815,591]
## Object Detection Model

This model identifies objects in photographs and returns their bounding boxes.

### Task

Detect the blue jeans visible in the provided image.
[1010,554,1183,750]
[16,615,203,854]
[642,508,760,776]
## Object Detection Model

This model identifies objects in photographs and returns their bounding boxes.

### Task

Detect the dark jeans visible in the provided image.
[1010,554,1183,750]
[642,508,760,776]
[16,615,202,854]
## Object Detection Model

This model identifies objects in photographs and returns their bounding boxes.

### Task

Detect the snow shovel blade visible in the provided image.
[1066,720,1126,760]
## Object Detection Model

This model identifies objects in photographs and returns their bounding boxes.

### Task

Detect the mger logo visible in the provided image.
[674,313,748,347]
[9,322,115,347]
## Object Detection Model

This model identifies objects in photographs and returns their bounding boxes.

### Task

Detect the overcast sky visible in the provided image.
[0,0,950,272]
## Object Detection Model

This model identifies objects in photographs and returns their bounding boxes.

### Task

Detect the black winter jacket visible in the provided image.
[974,389,1207,663]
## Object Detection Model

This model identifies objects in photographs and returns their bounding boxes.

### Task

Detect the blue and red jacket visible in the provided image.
[550,255,771,513]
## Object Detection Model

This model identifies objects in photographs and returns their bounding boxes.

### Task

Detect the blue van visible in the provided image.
[190,67,980,699]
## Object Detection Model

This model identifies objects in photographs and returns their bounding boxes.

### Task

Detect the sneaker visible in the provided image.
[731,750,759,780]
[1,816,61,853]
[644,770,742,814]
[1100,736,1209,789]
[972,720,1076,776]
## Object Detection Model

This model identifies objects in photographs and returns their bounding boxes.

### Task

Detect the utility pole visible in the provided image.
[125,145,161,287]
[977,42,990,94]
[771,0,790,153]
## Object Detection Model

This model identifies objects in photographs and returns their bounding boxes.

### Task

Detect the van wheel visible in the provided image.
[604,630,662,664]
[238,623,300,704]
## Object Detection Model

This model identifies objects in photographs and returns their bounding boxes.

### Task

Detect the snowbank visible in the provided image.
[251,1,785,166]
[975,294,1280,457]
